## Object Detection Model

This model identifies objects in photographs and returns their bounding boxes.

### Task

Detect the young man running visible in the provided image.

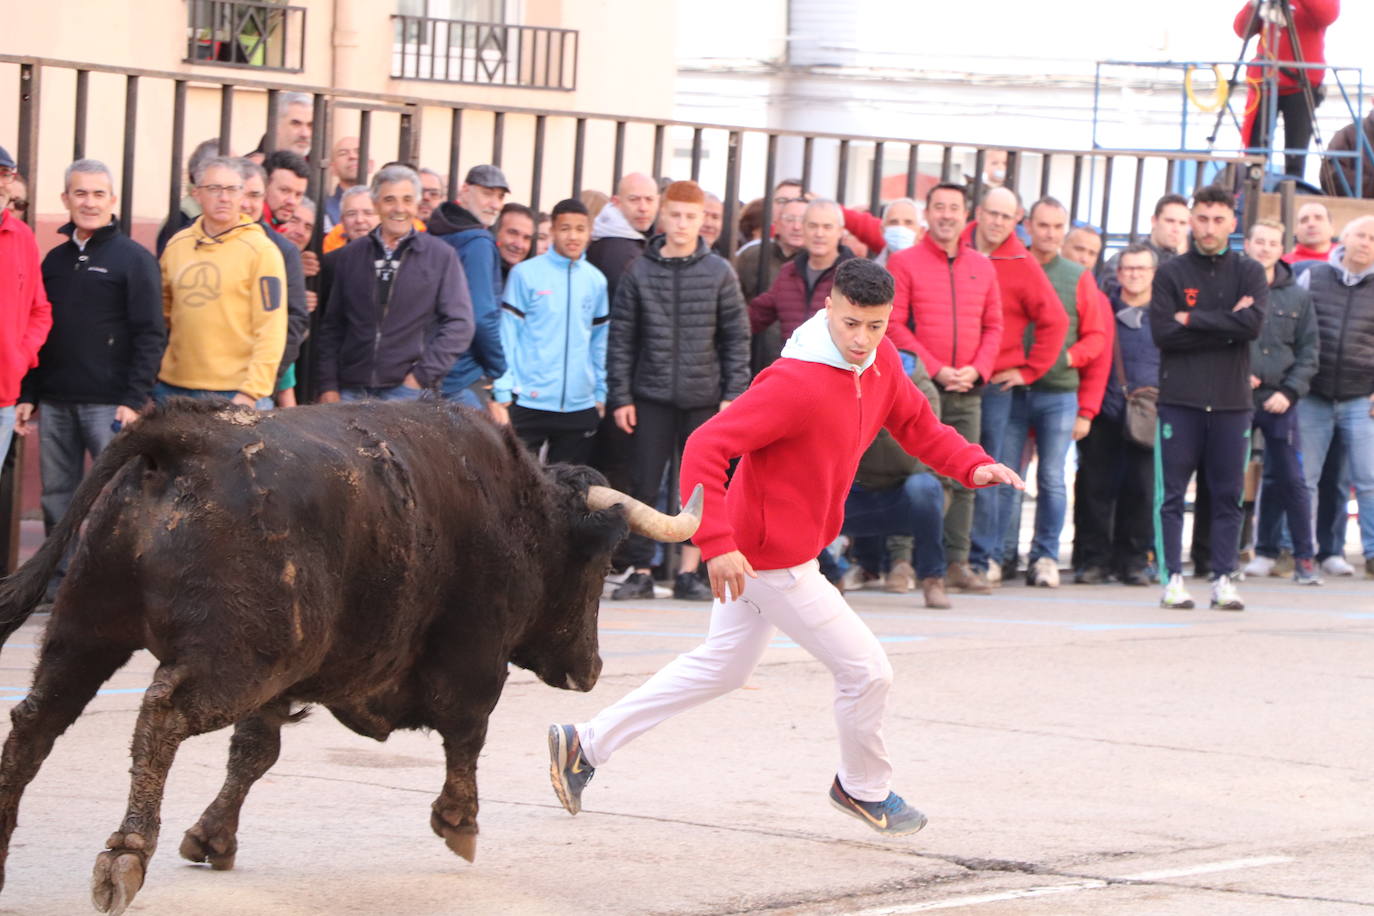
[549,258,1023,836]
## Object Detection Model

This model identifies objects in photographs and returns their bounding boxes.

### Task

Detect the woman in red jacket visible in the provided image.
[1235,0,1340,179]
[548,259,1023,837]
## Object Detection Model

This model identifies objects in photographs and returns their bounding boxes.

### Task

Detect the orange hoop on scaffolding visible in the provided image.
[1185,65,1230,112]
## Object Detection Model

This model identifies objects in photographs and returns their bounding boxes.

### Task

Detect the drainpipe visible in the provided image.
[332,0,360,92]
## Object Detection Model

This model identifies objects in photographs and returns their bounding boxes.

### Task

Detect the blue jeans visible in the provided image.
[38,402,117,534]
[1003,390,1077,565]
[1251,406,1314,559]
[968,385,1015,570]
[340,385,425,403]
[843,474,947,580]
[153,381,273,410]
[1297,395,1374,558]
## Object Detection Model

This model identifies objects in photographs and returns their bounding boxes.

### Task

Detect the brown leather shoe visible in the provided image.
[945,561,992,595]
[921,576,952,609]
[884,561,915,593]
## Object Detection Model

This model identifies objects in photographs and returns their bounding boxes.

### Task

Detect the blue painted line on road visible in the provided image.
[599,629,927,647]
[0,686,146,703]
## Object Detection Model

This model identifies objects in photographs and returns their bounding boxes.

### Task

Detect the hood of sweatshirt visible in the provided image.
[780,308,880,376]
[1328,245,1374,286]
[427,201,485,236]
[591,203,646,242]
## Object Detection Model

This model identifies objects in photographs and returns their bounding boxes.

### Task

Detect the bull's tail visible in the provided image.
[0,426,153,646]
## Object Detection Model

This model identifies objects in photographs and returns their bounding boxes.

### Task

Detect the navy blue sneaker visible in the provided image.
[548,724,595,815]
[828,776,927,836]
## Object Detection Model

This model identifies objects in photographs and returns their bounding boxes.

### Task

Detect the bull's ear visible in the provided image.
[570,506,630,558]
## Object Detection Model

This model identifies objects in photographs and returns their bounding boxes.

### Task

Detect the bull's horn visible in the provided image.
[586,483,703,543]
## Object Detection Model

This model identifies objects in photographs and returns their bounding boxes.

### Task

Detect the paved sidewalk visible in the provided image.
[0,572,1371,915]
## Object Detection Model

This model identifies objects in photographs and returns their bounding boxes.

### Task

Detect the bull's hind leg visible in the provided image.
[0,629,133,894]
[425,665,507,864]
[180,698,292,871]
[91,663,241,916]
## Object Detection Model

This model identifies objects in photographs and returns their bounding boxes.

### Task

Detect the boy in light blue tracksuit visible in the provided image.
[493,197,609,464]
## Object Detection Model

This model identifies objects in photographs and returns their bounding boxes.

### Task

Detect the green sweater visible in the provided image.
[1027,255,1082,392]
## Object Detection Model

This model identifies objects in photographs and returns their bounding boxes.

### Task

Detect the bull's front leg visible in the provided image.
[425,666,508,864]
[180,698,292,871]
[91,665,195,916]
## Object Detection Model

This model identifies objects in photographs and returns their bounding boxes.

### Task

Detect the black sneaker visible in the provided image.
[611,571,655,601]
[547,724,595,815]
[1073,566,1109,585]
[827,776,927,837]
[673,571,712,601]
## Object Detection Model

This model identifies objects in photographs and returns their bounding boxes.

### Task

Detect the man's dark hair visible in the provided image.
[832,258,894,307]
[1191,185,1234,210]
[263,149,309,181]
[1028,196,1067,222]
[499,202,536,224]
[925,181,967,209]
[774,178,805,194]
[1153,193,1189,218]
[551,198,589,221]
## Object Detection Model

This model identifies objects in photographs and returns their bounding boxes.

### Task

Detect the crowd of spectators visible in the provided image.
[1,110,1371,609]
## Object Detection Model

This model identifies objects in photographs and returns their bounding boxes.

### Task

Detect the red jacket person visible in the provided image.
[548,258,1023,836]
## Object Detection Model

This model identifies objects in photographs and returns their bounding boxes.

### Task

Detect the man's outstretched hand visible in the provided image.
[972,463,1026,489]
[706,550,758,602]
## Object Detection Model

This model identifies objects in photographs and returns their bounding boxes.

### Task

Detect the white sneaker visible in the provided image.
[1029,557,1060,588]
[986,559,1002,585]
[840,565,882,593]
[1210,574,1245,611]
[1161,573,1194,609]
[1321,555,1356,577]
[1243,555,1275,578]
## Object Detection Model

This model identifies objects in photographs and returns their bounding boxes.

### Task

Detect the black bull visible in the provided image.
[0,398,701,915]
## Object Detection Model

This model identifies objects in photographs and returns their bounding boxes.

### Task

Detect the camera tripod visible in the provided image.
[1206,0,1331,184]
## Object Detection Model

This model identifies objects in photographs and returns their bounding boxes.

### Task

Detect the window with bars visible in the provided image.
[391,0,577,90]
[185,0,306,72]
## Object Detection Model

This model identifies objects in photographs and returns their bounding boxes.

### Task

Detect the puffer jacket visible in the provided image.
[1251,259,1319,406]
[1297,247,1374,401]
[748,248,855,342]
[606,235,751,410]
[885,232,1002,380]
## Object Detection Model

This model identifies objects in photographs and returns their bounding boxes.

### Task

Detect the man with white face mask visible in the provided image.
[841,198,924,265]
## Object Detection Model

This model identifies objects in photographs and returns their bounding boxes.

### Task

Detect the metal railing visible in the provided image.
[390,17,577,90]
[185,0,307,73]
[2,53,1276,569]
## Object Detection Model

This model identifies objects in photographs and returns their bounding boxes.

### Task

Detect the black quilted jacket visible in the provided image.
[606,235,751,410]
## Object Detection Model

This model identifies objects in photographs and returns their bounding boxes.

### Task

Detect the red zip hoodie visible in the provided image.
[0,211,53,407]
[959,223,1067,382]
[680,311,994,569]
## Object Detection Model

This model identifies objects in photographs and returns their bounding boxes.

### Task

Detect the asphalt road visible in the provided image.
[0,571,1371,915]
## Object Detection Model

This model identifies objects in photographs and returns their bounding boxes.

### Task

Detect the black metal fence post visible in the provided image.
[16,62,40,230]
[530,114,545,212]
[120,75,138,235]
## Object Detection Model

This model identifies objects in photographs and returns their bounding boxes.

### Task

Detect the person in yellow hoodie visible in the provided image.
[156,156,287,408]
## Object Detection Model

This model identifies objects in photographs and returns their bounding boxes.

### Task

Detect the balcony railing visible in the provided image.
[391,17,577,91]
[185,0,306,73]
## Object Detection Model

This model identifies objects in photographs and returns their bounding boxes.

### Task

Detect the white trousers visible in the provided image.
[578,560,895,802]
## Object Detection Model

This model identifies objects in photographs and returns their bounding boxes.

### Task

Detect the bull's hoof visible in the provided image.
[179,823,237,870]
[430,810,478,863]
[91,849,145,915]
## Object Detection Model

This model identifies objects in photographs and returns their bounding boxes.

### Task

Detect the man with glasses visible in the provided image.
[0,145,53,461]
[156,156,287,408]
[4,174,26,223]
[417,167,446,222]
[963,186,1067,588]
